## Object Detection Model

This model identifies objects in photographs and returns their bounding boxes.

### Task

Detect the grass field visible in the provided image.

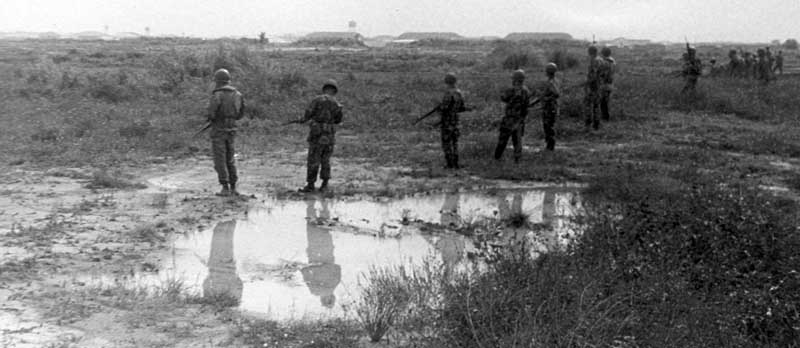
[1,38,799,347]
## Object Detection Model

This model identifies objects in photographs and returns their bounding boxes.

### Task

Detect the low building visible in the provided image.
[302,32,365,46]
[397,32,464,41]
[504,32,574,41]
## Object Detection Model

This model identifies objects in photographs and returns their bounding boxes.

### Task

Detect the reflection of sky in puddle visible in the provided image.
[97,188,580,321]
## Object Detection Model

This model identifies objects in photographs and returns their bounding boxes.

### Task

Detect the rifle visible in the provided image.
[413,106,440,125]
[528,98,541,108]
[193,122,212,138]
[282,119,304,126]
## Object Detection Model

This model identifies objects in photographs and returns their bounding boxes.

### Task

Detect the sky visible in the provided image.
[1,0,798,43]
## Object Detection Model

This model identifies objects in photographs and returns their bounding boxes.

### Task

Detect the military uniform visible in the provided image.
[207,70,245,196]
[302,92,343,188]
[682,53,702,93]
[494,84,531,162]
[599,48,616,121]
[774,52,784,75]
[585,50,605,130]
[541,74,561,151]
[438,81,467,169]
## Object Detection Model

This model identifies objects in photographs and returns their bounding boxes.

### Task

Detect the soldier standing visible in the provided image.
[599,47,616,121]
[584,45,605,130]
[774,50,784,75]
[681,46,702,93]
[756,49,772,84]
[292,80,343,193]
[540,63,561,151]
[207,69,245,197]
[494,69,532,163]
[437,73,469,169]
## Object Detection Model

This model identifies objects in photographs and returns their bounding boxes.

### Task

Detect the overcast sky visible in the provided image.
[2,0,798,42]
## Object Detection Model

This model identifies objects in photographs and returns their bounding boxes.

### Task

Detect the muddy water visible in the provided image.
[89,187,580,321]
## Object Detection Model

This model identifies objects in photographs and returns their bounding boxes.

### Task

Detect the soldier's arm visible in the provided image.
[438,92,453,112]
[333,103,343,124]
[500,88,512,103]
[300,98,317,123]
[207,92,220,121]
[236,92,246,120]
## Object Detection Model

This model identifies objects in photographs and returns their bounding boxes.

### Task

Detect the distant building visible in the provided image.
[397,32,464,41]
[600,37,652,47]
[504,32,573,41]
[302,32,364,45]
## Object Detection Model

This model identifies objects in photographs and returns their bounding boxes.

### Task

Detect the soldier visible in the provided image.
[681,46,702,93]
[774,50,784,75]
[540,63,561,151]
[584,45,605,130]
[207,68,245,197]
[728,49,744,78]
[599,47,616,121]
[437,73,469,169]
[756,48,772,84]
[494,69,532,163]
[293,80,344,193]
[744,52,755,79]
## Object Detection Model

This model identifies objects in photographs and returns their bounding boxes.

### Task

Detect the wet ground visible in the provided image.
[83,187,581,321]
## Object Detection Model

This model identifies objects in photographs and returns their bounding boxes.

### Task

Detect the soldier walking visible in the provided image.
[207,69,245,196]
[599,47,616,121]
[494,69,532,163]
[681,46,702,94]
[291,80,344,193]
[584,45,605,130]
[540,63,561,151]
[774,50,784,75]
[436,73,469,169]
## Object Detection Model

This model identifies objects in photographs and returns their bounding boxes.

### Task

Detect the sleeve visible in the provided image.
[333,102,343,124]
[236,92,246,120]
[207,92,220,121]
[302,98,317,122]
[500,88,512,103]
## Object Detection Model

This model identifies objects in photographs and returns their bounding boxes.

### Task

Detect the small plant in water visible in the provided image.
[355,265,412,342]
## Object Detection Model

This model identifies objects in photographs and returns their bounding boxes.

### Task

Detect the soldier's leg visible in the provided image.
[226,136,238,186]
[451,133,460,168]
[212,136,229,184]
[591,96,601,130]
[320,144,334,182]
[306,143,322,185]
[494,128,511,160]
[511,127,522,163]
[600,90,611,121]
[543,112,556,150]
[440,129,451,167]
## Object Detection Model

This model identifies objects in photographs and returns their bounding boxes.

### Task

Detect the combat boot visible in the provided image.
[216,183,231,197]
[319,180,329,192]
[229,183,240,196]
[300,182,316,193]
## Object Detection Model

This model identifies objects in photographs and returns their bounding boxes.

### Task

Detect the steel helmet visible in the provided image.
[512,69,526,82]
[545,63,558,74]
[214,68,231,82]
[322,79,338,93]
[601,46,612,57]
[444,72,457,85]
[687,46,697,53]
[588,45,598,55]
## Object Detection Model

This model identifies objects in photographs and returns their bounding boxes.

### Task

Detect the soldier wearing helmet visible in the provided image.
[681,45,702,93]
[434,72,470,169]
[585,44,607,130]
[540,63,561,151]
[756,48,772,84]
[598,46,616,121]
[207,68,246,196]
[292,79,344,192]
[495,69,532,163]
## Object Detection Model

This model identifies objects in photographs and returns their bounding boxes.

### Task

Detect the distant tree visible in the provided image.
[783,39,799,50]
[259,32,268,44]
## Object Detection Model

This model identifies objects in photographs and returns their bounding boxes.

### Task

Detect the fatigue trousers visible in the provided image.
[542,108,557,151]
[585,89,601,129]
[211,132,237,185]
[599,87,612,121]
[441,128,460,168]
[494,124,524,161]
[307,142,334,184]
[682,76,699,93]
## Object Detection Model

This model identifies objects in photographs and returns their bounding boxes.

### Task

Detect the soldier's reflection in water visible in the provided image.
[437,193,465,269]
[301,200,341,309]
[202,220,243,305]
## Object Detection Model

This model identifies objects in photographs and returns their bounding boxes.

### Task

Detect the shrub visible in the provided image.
[355,266,412,342]
[272,71,308,95]
[548,49,581,70]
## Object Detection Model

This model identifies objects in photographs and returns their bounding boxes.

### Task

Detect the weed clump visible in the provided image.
[86,169,147,190]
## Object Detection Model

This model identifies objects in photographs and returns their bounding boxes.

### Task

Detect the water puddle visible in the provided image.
[86,187,581,320]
